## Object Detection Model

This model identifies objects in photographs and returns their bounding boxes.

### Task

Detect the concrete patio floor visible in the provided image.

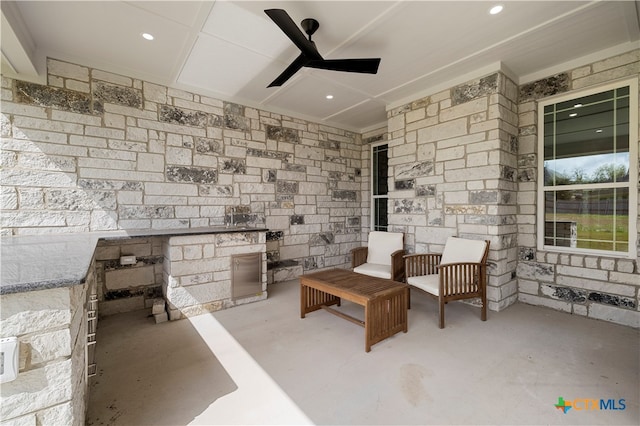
[87,278,639,425]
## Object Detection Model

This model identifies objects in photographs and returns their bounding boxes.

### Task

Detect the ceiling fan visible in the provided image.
[264,9,381,87]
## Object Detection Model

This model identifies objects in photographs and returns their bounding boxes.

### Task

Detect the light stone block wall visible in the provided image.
[162,231,267,319]
[0,58,365,280]
[0,270,91,425]
[1,53,639,331]
[516,49,640,328]
[383,72,520,311]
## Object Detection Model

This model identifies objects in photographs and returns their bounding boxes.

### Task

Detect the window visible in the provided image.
[371,142,388,231]
[537,78,638,257]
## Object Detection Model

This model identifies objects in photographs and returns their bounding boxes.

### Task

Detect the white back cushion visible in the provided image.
[366,231,403,266]
[440,236,487,264]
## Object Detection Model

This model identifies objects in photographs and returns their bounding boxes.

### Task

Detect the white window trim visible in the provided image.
[371,141,388,232]
[536,77,638,259]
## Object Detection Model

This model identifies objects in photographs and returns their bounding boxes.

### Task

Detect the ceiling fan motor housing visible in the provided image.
[301,18,319,38]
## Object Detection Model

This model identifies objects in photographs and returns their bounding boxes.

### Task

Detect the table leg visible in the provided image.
[299,279,340,319]
[364,303,371,353]
[300,282,307,319]
[365,289,408,351]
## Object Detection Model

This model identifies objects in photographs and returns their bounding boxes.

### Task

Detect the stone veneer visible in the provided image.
[163,231,267,319]
[1,54,638,325]
[381,71,520,311]
[515,49,640,327]
[0,260,94,425]
[0,52,637,298]
[1,58,364,281]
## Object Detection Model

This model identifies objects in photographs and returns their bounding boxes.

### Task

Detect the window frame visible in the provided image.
[371,141,389,232]
[536,77,638,259]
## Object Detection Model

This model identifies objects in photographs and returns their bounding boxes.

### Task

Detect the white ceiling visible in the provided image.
[2,1,639,133]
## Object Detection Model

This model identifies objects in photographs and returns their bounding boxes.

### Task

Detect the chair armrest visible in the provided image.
[404,253,442,278]
[391,249,406,282]
[437,262,487,296]
[351,246,368,268]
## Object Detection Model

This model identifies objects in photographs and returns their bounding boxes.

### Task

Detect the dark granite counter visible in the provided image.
[0,226,268,295]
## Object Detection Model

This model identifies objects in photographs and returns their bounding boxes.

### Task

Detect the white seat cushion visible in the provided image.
[440,237,486,264]
[407,274,440,296]
[353,263,392,279]
[366,231,403,266]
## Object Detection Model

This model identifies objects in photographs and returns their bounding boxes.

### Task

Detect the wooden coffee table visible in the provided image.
[299,268,409,352]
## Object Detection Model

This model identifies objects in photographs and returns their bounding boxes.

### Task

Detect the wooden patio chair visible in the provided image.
[404,236,490,328]
[351,231,405,282]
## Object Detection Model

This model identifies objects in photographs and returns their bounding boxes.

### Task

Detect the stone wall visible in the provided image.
[1,58,365,279]
[1,54,639,327]
[515,49,640,327]
[382,71,520,311]
[0,271,91,425]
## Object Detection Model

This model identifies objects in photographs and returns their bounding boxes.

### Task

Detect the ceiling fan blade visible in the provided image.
[268,54,309,87]
[265,9,322,60]
[307,58,381,74]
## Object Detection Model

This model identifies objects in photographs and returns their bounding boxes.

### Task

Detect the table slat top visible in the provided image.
[300,268,407,301]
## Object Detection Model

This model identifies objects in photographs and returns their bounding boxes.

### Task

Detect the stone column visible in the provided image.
[385,71,520,311]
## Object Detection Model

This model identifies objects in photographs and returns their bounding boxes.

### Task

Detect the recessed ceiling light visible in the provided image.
[142,33,154,41]
[569,113,578,117]
[489,5,503,15]
[326,95,334,100]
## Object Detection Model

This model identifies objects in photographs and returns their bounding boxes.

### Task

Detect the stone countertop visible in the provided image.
[0,226,268,295]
